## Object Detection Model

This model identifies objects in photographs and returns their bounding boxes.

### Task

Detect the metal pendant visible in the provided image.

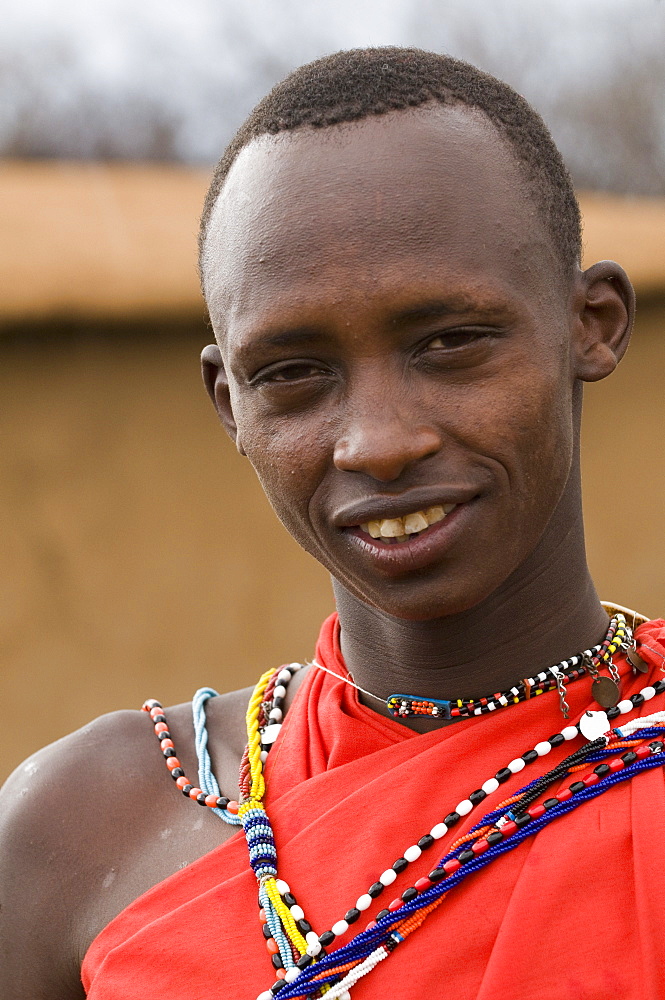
[627,648,649,673]
[591,675,620,709]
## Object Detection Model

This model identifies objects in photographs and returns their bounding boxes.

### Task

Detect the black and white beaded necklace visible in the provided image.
[312,607,641,722]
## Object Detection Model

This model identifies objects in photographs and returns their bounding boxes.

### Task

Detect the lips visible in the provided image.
[333,487,479,529]
[359,504,455,543]
[340,497,477,576]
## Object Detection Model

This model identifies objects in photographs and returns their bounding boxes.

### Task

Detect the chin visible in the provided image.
[345,573,505,623]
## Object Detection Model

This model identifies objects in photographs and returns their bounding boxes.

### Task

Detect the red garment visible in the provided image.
[83,615,665,999]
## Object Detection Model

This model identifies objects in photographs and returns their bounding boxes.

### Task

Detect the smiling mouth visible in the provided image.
[357,503,457,544]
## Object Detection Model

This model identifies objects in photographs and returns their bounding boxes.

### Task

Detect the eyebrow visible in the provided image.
[390,296,495,325]
[234,326,327,362]
[252,327,324,348]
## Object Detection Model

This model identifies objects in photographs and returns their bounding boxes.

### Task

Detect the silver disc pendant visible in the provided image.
[627,649,649,674]
[591,675,620,709]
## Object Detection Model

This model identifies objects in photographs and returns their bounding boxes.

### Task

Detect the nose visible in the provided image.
[333,393,442,483]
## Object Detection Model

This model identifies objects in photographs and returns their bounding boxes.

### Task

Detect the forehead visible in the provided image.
[203,105,558,334]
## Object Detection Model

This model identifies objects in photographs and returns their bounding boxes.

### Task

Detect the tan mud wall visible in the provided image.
[1,303,664,783]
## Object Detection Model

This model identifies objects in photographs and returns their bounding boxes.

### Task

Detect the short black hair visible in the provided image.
[199,46,581,278]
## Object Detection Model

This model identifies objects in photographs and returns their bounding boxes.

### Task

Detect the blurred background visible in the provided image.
[1,0,664,782]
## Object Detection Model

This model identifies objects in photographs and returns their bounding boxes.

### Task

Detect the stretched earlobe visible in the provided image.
[572,261,635,383]
[200,343,245,454]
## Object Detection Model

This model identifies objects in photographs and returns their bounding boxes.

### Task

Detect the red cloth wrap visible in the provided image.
[82,615,665,999]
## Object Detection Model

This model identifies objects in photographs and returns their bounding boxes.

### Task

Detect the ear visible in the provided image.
[571,261,635,382]
[201,343,246,455]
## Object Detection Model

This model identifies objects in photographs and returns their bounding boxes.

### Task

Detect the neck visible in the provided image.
[333,493,608,731]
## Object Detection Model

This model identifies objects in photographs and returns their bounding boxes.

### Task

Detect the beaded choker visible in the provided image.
[143,606,663,999]
[313,612,630,721]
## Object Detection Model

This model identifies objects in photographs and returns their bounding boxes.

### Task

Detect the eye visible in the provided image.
[250,360,331,386]
[425,328,492,351]
[269,363,320,382]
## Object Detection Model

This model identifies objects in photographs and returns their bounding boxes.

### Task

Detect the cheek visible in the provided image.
[500,368,576,512]
[234,402,327,542]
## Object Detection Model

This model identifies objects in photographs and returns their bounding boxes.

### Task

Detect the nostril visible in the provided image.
[333,424,441,481]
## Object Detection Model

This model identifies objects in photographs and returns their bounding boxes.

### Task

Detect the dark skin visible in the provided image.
[201,105,633,722]
[0,104,633,998]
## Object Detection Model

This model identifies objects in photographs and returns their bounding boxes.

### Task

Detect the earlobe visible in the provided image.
[572,261,635,383]
[200,343,245,454]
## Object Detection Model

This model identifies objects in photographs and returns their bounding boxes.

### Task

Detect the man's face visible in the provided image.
[203,106,578,620]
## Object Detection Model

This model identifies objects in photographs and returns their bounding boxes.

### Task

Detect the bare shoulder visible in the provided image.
[0,687,253,1000]
[0,709,156,999]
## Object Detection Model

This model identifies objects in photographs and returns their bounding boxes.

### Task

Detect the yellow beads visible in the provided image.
[245,667,274,801]
[264,878,309,954]
[242,667,311,965]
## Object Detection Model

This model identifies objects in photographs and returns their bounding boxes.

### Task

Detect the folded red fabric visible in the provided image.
[83,614,665,1000]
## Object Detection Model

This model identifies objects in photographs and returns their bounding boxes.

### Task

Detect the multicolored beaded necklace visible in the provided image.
[144,608,662,999]
[313,613,630,720]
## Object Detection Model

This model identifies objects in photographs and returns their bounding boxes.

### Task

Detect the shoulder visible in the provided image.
[0,709,156,998]
[0,706,154,865]
[0,684,254,848]
[0,689,252,999]
[0,706,161,845]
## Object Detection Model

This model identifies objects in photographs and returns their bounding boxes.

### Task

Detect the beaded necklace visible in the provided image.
[146,677,665,998]
[313,613,628,720]
[277,725,665,1000]
[144,610,662,998]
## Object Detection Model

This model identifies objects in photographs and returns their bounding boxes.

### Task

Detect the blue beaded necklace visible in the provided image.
[276,732,665,999]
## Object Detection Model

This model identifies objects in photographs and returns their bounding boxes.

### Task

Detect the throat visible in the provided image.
[332,574,610,730]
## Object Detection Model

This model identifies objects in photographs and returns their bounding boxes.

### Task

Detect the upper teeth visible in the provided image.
[360,504,455,540]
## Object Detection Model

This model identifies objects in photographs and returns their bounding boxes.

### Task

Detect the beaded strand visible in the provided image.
[147,672,665,997]
[274,724,665,999]
[142,699,242,817]
[297,675,663,959]
[145,620,661,998]
[385,614,628,719]
[143,663,315,983]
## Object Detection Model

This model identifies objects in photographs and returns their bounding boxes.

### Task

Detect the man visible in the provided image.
[2,47,664,1000]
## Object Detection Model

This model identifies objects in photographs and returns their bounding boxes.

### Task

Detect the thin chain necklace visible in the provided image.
[313,609,632,720]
